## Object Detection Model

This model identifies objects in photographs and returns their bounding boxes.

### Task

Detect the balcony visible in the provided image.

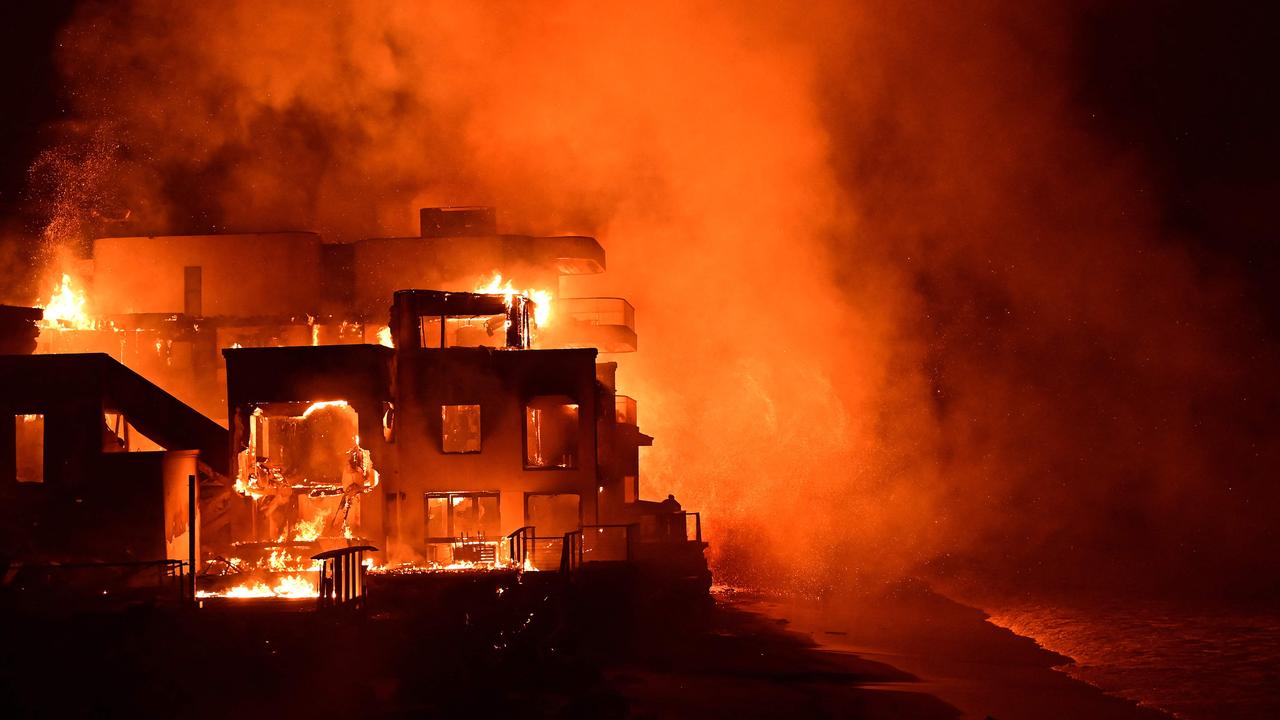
[541,297,636,353]
[531,236,605,275]
[615,395,637,426]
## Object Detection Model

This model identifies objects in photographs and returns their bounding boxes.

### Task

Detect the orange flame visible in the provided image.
[196,573,318,599]
[37,273,95,330]
[376,325,393,347]
[474,271,552,327]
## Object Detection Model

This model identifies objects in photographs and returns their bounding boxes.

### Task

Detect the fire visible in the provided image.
[267,547,301,571]
[376,325,393,347]
[233,477,265,500]
[292,511,328,542]
[37,273,95,330]
[474,271,552,327]
[368,560,487,574]
[301,399,350,418]
[196,573,318,599]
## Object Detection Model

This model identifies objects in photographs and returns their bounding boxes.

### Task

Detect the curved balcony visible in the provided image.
[531,236,605,275]
[615,395,638,426]
[542,297,636,353]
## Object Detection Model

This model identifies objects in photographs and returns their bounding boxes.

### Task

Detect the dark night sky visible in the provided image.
[1,1,1276,324]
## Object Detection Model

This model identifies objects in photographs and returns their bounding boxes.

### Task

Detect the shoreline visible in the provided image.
[731,582,1172,720]
[603,591,961,719]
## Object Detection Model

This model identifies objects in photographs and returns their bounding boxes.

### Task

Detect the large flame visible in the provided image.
[475,271,552,328]
[196,573,318,599]
[376,325,393,347]
[37,273,95,330]
[291,509,330,542]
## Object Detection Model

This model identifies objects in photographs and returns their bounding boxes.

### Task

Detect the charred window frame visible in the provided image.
[424,491,500,542]
[441,404,481,453]
[419,315,445,348]
[420,314,509,349]
[523,396,580,470]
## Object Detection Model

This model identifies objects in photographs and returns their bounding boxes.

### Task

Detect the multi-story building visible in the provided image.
[5,207,700,593]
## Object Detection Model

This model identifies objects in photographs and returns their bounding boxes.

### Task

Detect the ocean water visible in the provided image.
[983,602,1280,719]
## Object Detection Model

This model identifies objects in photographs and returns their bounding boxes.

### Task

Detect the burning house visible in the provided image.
[4,206,706,606]
[0,352,222,604]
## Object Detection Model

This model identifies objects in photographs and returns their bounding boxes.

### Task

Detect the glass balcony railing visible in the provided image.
[615,395,637,426]
[542,297,637,353]
[559,297,635,330]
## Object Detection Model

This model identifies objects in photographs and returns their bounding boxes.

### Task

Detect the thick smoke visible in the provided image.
[33,1,1279,598]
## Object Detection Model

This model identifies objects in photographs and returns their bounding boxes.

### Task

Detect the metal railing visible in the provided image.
[559,524,639,573]
[3,559,191,604]
[312,545,376,610]
[506,525,535,568]
[638,511,702,543]
[561,530,584,573]
[529,537,565,571]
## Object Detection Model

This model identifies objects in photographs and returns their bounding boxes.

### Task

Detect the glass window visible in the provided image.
[526,493,581,536]
[446,314,507,347]
[424,492,500,540]
[426,495,449,538]
[453,494,500,538]
[15,414,44,483]
[441,404,481,453]
[524,396,579,469]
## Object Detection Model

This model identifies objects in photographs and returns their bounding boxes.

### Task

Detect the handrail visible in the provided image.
[506,525,535,568]
[311,545,377,610]
[559,523,639,574]
[560,530,584,573]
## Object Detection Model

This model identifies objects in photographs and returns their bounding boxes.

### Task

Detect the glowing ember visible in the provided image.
[36,273,95,330]
[291,510,329,542]
[369,560,491,574]
[196,573,318,599]
[233,477,264,500]
[301,399,351,419]
[474,271,553,327]
[265,547,320,572]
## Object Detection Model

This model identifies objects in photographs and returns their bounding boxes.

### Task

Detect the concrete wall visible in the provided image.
[92,233,323,317]
[391,347,600,553]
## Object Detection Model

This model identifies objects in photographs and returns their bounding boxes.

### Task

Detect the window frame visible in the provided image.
[14,413,45,484]
[440,403,482,454]
[521,395,581,471]
[423,491,501,543]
